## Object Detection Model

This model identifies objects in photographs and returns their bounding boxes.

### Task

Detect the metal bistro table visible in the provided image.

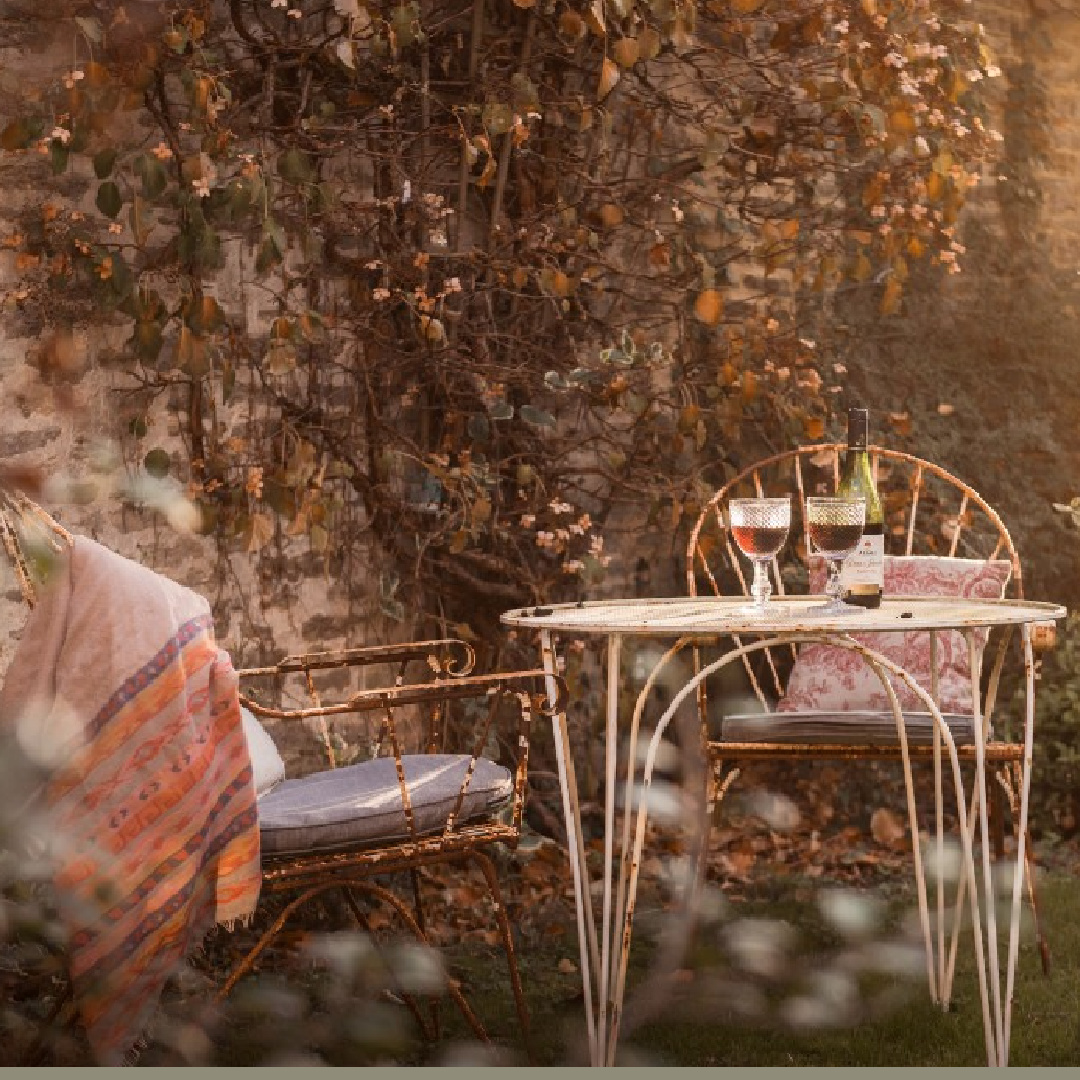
[502,594,1066,1067]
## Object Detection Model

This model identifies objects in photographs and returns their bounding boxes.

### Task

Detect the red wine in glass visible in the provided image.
[731,524,789,559]
[807,520,863,557]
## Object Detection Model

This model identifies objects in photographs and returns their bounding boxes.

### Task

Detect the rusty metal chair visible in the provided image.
[686,443,1053,974]
[224,641,566,1048]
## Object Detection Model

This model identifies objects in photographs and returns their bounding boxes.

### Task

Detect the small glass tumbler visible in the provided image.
[728,497,792,617]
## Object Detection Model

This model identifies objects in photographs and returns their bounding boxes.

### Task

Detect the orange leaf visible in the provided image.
[598,58,620,101]
[879,277,902,316]
[599,203,624,228]
[804,415,826,440]
[648,241,671,271]
[870,807,905,846]
[559,10,586,41]
[613,37,639,68]
[888,411,912,435]
[693,288,723,326]
[729,0,766,11]
[889,109,916,135]
[585,0,606,35]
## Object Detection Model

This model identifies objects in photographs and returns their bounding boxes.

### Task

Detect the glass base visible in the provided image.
[734,601,789,620]
[804,598,866,616]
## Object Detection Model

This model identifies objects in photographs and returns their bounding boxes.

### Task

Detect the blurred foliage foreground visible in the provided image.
[1,719,967,1066]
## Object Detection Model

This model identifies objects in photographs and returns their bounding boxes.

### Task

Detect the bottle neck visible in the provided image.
[847,409,869,450]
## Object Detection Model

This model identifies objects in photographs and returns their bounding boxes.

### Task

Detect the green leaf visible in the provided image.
[134,154,169,200]
[255,236,283,273]
[481,103,514,137]
[74,15,103,44]
[520,404,557,428]
[131,320,165,363]
[489,401,514,421]
[467,414,490,441]
[143,447,171,478]
[278,148,316,185]
[93,147,117,178]
[96,181,123,219]
[49,141,69,175]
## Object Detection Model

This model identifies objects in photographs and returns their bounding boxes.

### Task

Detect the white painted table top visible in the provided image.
[501,595,1067,636]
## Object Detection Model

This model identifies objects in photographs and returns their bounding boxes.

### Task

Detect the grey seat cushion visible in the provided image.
[257,753,513,855]
[721,710,975,747]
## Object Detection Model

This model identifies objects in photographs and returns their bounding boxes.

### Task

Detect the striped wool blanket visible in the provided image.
[0,536,261,1063]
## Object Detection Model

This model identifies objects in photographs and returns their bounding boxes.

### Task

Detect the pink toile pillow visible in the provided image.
[777,555,1013,716]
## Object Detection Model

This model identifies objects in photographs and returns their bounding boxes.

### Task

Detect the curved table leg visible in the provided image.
[601,633,994,1066]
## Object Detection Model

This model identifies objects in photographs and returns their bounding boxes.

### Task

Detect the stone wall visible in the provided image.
[3,0,1080,698]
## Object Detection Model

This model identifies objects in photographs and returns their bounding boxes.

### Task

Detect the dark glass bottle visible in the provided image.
[836,407,884,608]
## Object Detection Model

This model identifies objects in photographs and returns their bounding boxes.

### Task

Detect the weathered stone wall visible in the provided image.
[3,0,1080,702]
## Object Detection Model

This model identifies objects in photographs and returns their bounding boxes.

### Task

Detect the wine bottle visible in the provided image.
[836,407,884,608]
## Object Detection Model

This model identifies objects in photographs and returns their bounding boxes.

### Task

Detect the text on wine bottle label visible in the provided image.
[840,533,884,588]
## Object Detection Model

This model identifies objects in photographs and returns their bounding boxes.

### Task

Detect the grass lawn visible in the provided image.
[435,871,1080,1067]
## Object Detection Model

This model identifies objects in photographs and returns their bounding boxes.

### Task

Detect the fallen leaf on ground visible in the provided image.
[870,807,906,846]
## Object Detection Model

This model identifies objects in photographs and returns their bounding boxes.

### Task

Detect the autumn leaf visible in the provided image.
[648,241,671,271]
[585,0,605,36]
[247,511,275,553]
[613,37,639,68]
[539,268,574,297]
[879,277,903,316]
[599,203,624,228]
[598,59,620,101]
[559,10,586,41]
[888,109,916,135]
[693,289,723,327]
[888,411,912,435]
[729,0,766,11]
[870,807,905,846]
[639,27,662,60]
[804,415,826,440]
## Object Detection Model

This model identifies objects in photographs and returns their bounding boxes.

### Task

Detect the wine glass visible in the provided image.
[728,497,791,617]
[806,496,866,615]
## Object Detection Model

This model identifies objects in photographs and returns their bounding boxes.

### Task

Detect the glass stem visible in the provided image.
[751,558,772,610]
[825,557,843,604]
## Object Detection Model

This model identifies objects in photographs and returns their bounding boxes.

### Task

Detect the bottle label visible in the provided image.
[840,533,884,589]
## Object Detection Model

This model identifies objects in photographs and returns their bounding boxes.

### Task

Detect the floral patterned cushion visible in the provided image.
[776,556,1013,716]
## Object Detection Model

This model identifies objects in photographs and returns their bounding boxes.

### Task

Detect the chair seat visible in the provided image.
[721,710,976,747]
[257,754,513,855]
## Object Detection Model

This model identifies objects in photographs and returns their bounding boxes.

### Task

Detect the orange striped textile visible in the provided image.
[0,537,261,1063]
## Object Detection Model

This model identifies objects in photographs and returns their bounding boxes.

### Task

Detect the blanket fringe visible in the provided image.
[122,1033,149,1067]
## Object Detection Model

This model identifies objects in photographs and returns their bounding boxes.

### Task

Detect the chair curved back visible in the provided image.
[686,444,1021,710]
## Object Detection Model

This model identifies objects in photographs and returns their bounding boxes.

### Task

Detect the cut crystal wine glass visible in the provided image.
[728,497,791,617]
[806,496,866,616]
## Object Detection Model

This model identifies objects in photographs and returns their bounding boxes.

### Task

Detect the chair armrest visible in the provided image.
[241,669,565,720]
[237,637,475,680]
